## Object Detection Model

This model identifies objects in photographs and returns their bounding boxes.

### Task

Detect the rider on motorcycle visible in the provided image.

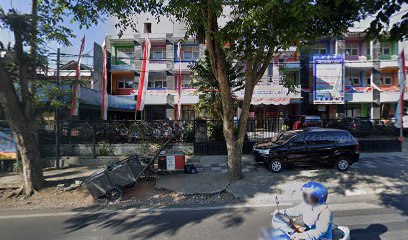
[275,182,333,240]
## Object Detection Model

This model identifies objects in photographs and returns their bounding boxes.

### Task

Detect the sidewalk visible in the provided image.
[157,152,408,204]
[0,166,100,190]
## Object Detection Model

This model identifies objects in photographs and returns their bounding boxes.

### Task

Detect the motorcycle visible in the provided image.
[261,197,350,240]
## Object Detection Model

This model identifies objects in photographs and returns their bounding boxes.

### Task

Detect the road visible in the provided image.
[1,194,407,240]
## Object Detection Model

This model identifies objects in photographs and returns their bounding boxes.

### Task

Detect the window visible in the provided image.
[380,77,393,86]
[312,43,327,55]
[345,43,359,56]
[348,77,361,86]
[150,47,166,60]
[144,22,152,33]
[117,76,134,89]
[148,74,167,88]
[366,77,371,85]
[181,105,195,120]
[181,75,191,88]
[116,47,134,63]
[381,42,391,55]
[180,46,200,60]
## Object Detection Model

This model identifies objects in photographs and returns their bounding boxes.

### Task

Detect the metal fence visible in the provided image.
[36,117,401,146]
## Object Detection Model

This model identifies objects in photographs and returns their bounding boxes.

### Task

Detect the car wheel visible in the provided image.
[269,159,283,173]
[335,158,350,171]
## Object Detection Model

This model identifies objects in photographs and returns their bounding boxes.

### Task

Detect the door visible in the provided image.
[255,106,265,129]
[285,133,311,164]
[304,132,335,165]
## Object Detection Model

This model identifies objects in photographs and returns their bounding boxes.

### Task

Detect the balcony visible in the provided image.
[380,55,399,69]
[345,55,372,69]
[173,61,192,72]
[345,91,373,103]
[149,59,171,72]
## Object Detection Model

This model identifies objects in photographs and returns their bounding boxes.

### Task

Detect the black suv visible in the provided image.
[253,128,359,173]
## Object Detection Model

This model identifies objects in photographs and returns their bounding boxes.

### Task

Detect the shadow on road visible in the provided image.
[350,224,388,240]
[64,206,254,239]
[62,155,408,238]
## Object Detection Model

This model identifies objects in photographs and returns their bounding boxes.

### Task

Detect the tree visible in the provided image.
[190,50,244,120]
[0,0,162,196]
[165,0,364,179]
[101,0,407,180]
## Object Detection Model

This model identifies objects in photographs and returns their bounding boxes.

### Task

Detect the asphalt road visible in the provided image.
[1,194,407,240]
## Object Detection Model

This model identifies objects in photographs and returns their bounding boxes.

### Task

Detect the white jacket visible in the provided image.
[283,202,333,240]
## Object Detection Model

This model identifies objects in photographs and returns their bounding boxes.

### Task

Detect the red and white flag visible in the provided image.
[136,35,151,112]
[396,49,406,130]
[71,35,85,116]
[101,41,108,120]
[177,41,182,120]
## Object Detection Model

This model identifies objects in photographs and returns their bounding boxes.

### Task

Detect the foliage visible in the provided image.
[97,144,117,156]
[190,50,244,119]
[12,161,23,173]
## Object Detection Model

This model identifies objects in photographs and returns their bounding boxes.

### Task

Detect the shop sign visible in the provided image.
[313,55,345,104]
[235,80,301,105]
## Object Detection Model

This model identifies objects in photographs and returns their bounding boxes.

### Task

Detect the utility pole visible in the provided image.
[55,48,61,169]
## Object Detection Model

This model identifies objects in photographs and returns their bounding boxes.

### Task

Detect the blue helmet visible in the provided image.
[301,182,328,205]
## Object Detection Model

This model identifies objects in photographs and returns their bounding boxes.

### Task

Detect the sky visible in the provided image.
[0,0,407,69]
[0,0,111,68]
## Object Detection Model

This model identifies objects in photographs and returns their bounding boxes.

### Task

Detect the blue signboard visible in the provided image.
[313,55,345,104]
[0,129,17,159]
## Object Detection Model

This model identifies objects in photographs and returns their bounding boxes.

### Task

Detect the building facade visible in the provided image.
[103,14,407,123]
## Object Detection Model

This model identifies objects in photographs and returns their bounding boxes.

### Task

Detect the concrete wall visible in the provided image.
[40,143,194,158]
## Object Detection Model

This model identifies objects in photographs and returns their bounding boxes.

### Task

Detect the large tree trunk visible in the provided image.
[0,63,44,195]
[13,121,43,194]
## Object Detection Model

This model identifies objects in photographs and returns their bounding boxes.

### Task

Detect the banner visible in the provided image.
[71,35,86,116]
[396,49,406,129]
[234,79,301,105]
[101,41,108,120]
[177,41,182,119]
[0,130,16,159]
[136,35,151,112]
[313,55,345,104]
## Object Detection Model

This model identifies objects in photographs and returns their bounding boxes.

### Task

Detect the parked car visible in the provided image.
[292,115,322,129]
[253,128,359,173]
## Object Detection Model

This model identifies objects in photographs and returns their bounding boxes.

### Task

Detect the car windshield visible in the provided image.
[275,132,296,145]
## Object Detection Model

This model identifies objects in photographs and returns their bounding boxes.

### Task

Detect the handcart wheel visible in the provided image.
[106,186,123,202]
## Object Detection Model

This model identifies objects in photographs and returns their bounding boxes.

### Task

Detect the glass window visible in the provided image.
[117,76,134,89]
[382,42,391,55]
[180,46,200,60]
[117,48,133,58]
[345,43,359,56]
[348,77,361,86]
[380,77,393,86]
[182,105,195,120]
[150,47,166,60]
[144,22,151,33]
[277,132,298,145]
[313,43,328,55]
[148,74,167,88]
[181,75,191,88]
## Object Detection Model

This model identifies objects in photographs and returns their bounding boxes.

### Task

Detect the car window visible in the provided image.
[304,132,336,145]
[334,131,354,143]
[275,132,297,145]
[288,133,305,146]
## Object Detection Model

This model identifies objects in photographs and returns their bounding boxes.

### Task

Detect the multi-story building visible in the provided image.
[300,32,403,120]
[104,14,407,123]
[105,16,203,121]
